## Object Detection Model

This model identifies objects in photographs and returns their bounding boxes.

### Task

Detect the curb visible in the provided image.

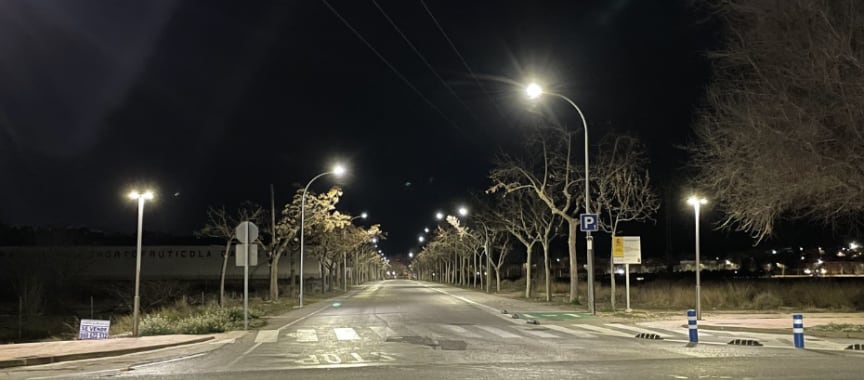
[693,324,864,339]
[0,336,214,369]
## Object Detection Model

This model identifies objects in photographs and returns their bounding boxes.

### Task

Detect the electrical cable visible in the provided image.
[320,0,467,136]
[371,0,480,123]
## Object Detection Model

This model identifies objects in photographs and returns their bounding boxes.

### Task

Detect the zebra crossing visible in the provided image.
[266,322,696,344]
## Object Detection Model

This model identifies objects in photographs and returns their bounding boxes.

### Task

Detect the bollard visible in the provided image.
[688,309,698,343]
[793,314,804,349]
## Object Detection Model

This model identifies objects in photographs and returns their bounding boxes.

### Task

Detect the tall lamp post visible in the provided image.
[300,164,345,307]
[128,190,154,337]
[526,83,596,314]
[687,196,708,320]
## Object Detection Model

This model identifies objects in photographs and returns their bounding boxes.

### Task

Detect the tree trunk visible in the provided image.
[525,245,533,299]
[567,219,579,303]
[220,240,232,307]
[610,246,616,311]
[543,242,551,302]
[269,253,281,301]
[495,265,502,292]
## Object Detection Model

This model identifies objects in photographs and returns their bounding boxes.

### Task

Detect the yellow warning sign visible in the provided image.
[611,236,641,264]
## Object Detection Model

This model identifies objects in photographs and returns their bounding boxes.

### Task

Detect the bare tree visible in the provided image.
[489,126,584,303]
[691,0,864,242]
[593,133,660,310]
[198,203,264,307]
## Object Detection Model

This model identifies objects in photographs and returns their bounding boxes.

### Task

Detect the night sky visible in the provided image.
[2,0,784,260]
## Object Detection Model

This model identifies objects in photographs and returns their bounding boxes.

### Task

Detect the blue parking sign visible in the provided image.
[580,214,598,232]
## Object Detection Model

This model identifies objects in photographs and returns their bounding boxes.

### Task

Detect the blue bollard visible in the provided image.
[688,309,698,343]
[793,314,804,349]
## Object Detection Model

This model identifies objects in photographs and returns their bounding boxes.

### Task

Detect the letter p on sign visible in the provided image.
[580,214,598,232]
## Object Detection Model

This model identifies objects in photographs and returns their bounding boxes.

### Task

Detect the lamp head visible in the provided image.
[129,190,155,200]
[526,83,543,99]
[360,212,368,219]
[457,206,469,217]
[332,164,346,177]
[687,196,707,206]
[435,211,444,220]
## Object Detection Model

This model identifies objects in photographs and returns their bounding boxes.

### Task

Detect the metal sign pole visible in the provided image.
[625,263,632,312]
[244,222,249,330]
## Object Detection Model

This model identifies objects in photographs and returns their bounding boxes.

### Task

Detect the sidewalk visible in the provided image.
[0,333,228,369]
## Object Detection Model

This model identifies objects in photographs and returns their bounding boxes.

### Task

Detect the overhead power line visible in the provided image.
[419,0,507,121]
[320,0,466,136]
[371,0,479,123]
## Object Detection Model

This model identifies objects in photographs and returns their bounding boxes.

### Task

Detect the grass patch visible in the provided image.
[809,323,864,333]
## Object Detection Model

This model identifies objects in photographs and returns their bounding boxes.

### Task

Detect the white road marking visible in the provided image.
[521,313,538,318]
[440,324,483,338]
[521,329,560,338]
[564,313,582,318]
[544,324,597,338]
[296,329,319,342]
[369,326,398,339]
[334,327,360,341]
[570,324,633,337]
[254,330,279,343]
[475,325,521,338]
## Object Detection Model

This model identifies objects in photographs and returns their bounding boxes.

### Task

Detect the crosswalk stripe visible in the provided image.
[570,324,633,337]
[521,329,560,338]
[296,329,318,342]
[255,330,279,343]
[544,324,596,338]
[440,325,483,338]
[476,325,521,338]
[334,327,360,341]
[369,326,398,339]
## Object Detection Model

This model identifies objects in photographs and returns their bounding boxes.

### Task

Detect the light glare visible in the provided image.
[526,83,543,99]
[332,164,346,176]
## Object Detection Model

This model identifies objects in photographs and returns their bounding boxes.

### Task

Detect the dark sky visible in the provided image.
[2,0,775,259]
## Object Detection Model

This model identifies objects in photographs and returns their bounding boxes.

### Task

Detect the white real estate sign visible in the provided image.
[612,236,642,264]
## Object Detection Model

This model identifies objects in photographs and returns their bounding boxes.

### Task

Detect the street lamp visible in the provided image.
[300,164,345,307]
[128,189,154,336]
[418,235,425,243]
[457,206,469,217]
[687,195,708,320]
[435,211,444,220]
[526,82,596,314]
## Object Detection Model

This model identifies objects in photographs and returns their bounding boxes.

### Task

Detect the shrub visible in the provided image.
[752,292,783,309]
[139,314,176,336]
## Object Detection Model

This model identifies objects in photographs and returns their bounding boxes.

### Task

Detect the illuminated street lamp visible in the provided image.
[687,195,708,320]
[128,189,154,336]
[418,235,425,243]
[435,211,444,220]
[300,164,345,307]
[409,252,414,259]
[457,206,469,217]
[526,82,596,314]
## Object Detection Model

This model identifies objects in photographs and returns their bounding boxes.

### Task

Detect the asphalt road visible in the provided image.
[8,280,864,379]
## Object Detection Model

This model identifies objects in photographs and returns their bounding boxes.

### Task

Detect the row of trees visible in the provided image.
[198,187,386,306]
[413,127,659,310]
[418,0,864,308]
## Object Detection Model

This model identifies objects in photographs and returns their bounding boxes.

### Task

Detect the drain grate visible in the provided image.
[728,338,762,346]
[635,333,663,340]
[845,343,864,351]
[526,319,540,325]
